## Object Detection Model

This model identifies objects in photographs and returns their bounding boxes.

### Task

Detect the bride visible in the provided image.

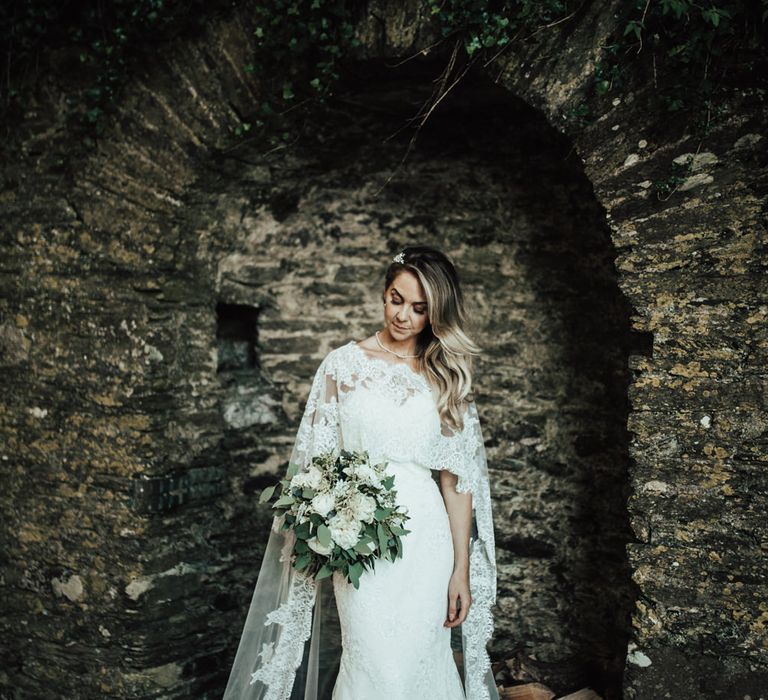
[223,245,498,700]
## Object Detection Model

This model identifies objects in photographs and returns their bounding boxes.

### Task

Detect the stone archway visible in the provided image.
[178,55,638,698]
[2,2,766,699]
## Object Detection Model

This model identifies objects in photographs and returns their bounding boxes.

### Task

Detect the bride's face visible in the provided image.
[383,271,429,341]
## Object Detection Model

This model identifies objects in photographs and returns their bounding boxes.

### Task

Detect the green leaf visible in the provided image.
[354,537,374,554]
[377,523,388,553]
[294,521,311,540]
[316,563,333,579]
[293,552,311,570]
[259,484,277,504]
[317,523,332,547]
[286,462,300,478]
[348,561,364,588]
[273,493,295,508]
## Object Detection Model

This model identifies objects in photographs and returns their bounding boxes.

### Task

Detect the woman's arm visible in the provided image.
[439,468,473,628]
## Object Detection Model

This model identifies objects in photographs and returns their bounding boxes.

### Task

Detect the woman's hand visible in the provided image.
[439,469,473,628]
[444,567,471,628]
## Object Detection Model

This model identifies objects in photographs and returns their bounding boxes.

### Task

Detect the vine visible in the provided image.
[228,0,362,148]
[593,0,766,198]
[1,0,765,175]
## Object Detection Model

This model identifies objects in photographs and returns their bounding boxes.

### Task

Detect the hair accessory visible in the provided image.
[392,252,405,264]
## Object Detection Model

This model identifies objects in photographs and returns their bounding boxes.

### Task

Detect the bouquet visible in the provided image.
[259,449,411,589]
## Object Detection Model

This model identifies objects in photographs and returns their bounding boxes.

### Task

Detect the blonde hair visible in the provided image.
[383,245,482,432]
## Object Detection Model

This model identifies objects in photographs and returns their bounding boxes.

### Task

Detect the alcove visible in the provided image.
[175,57,640,698]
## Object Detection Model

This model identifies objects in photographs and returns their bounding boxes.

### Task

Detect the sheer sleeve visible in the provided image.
[223,351,342,700]
[291,354,342,472]
[433,399,500,700]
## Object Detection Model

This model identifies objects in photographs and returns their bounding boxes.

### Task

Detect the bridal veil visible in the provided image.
[222,343,499,700]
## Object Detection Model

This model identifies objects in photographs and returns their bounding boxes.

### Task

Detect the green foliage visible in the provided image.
[599,1,766,113]
[241,0,361,148]
[2,0,764,155]
[654,153,694,200]
[426,0,573,56]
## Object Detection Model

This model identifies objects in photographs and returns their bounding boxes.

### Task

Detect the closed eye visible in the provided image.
[391,297,427,314]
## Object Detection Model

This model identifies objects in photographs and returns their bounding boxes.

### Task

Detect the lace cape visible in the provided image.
[223,340,498,700]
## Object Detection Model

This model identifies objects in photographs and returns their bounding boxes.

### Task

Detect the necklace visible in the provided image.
[375,330,420,359]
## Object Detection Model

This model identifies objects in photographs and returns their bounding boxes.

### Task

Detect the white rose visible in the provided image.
[347,492,377,523]
[328,513,361,550]
[291,465,323,491]
[310,492,336,518]
[347,463,382,488]
[307,536,334,557]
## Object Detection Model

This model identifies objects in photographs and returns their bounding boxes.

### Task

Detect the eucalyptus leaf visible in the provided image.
[293,552,311,570]
[317,523,332,547]
[273,494,295,508]
[258,484,276,504]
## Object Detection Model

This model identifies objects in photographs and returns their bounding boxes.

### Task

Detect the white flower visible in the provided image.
[346,492,377,523]
[332,479,352,499]
[345,463,382,488]
[310,492,335,518]
[328,513,361,550]
[307,535,334,556]
[291,465,323,491]
[295,501,310,524]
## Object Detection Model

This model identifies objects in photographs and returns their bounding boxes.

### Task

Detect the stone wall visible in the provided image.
[0,2,765,699]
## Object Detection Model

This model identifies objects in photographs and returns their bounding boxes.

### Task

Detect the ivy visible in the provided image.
[229,0,362,148]
[596,1,766,118]
[1,0,764,163]
[0,0,236,140]
[427,0,571,55]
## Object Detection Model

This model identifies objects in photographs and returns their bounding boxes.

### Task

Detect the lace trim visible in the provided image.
[250,566,318,700]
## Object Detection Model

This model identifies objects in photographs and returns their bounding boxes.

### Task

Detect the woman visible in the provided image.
[223,245,498,700]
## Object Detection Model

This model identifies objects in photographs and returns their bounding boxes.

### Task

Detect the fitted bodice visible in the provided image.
[337,342,442,471]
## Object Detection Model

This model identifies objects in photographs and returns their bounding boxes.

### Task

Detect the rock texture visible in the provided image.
[0,1,765,699]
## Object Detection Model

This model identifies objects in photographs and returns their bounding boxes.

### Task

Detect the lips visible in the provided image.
[393,323,408,331]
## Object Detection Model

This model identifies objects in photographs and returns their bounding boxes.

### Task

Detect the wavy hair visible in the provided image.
[383,245,482,432]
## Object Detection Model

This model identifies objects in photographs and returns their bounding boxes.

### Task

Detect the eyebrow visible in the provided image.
[392,287,427,305]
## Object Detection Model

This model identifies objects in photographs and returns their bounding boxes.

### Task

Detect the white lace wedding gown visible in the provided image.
[331,344,465,698]
[222,340,498,700]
